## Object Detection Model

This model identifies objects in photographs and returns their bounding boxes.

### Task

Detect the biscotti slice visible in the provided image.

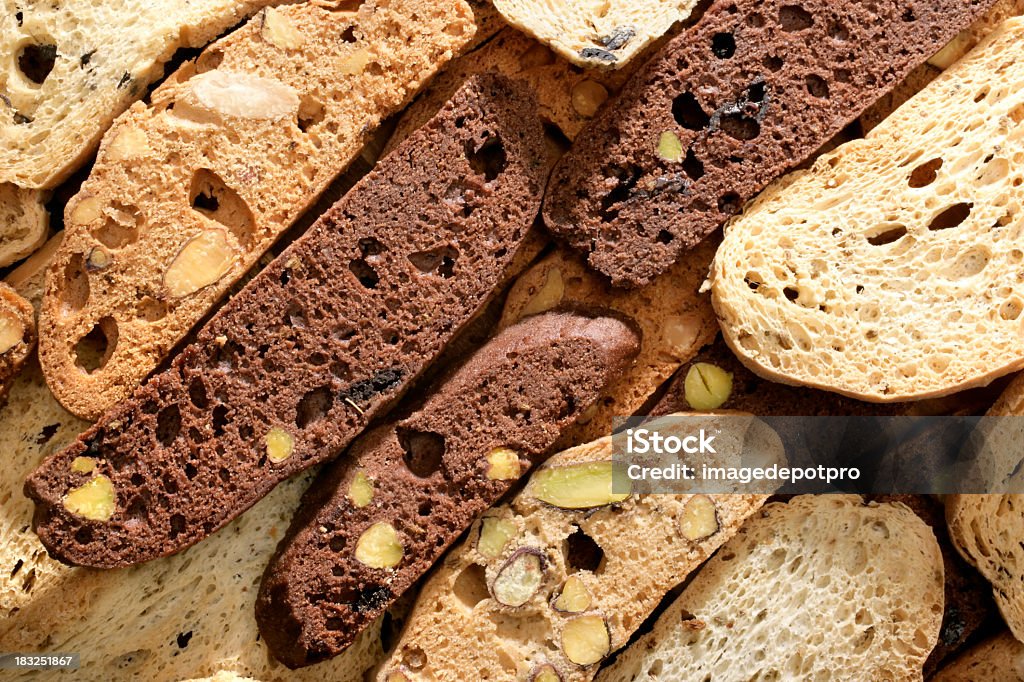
[499,242,718,448]
[39,0,476,421]
[256,311,641,668]
[598,495,944,682]
[492,0,697,69]
[0,283,36,406]
[0,185,48,268]
[932,631,1024,681]
[542,0,999,288]
[24,74,548,568]
[946,493,1024,641]
[0,0,280,190]
[860,0,1024,133]
[711,17,1024,401]
[387,28,641,151]
[375,430,766,682]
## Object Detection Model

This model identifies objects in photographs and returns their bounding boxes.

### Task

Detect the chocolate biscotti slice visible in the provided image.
[39,0,476,421]
[597,495,944,682]
[24,73,548,568]
[499,242,718,449]
[542,0,999,287]
[0,283,36,406]
[376,429,766,682]
[711,17,1024,402]
[256,311,640,668]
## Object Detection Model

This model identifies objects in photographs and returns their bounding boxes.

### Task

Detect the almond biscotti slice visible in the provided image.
[0,0,281,190]
[932,631,1024,681]
[0,283,36,406]
[39,0,476,421]
[491,0,697,69]
[375,431,767,682]
[256,311,640,668]
[0,185,48,268]
[499,241,718,448]
[24,74,547,568]
[711,17,1024,402]
[542,0,999,288]
[598,495,944,682]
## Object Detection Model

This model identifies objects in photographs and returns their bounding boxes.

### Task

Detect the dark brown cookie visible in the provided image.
[256,311,640,667]
[542,0,999,287]
[24,74,548,568]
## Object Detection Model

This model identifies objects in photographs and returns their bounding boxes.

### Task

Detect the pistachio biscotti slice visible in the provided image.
[0,283,36,405]
[0,0,280,190]
[542,0,999,288]
[499,242,718,448]
[712,17,1024,402]
[257,311,640,668]
[376,433,767,682]
[598,495,944,682]
[491,0,697,69]
[39,0,476,420]
[25,74,547,568]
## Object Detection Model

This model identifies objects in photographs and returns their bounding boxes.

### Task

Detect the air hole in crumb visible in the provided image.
[466,134,507,181]
[929,203,972,231]
[453,563,489,608]
[359,237,386,257]
[296,386,333,428]
[866,225,907,246]
[720,113,760,140]
[189,168,256,247]
[656,230,674,244]
[1000,299,1023,321]
[908,158,943,188]
[169,514,186,540]
[188,379,209,410]
[783,286,799,302]
[711,32,735,58]
[566,526,604,572]
[349,259,379,288]
[672,92,709,130]
[156,405,182,446]
[805,75,829,99]
[17,43,57,85]
[297,95,326,132]
[212,405,229,437]
[718,193,742,214]
[396,427,445,477]
[62,254,91,312]
[408,245,459,278]
[341,25,357,43]
[763,55,783,71]
[779,5,813,31]
[93,206,141,249]
[682,148,704,180]
[74,317,118,374]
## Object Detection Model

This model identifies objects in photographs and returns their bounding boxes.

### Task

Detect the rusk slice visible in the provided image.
[0,0,279,190]
[712,17,1024,401]
[542,0,999,287]
[377,432,766,682]
[499,241,718,447]
[598,495,944,682]
[491,0,697,69]
[24,74,547,568]
[931,631,1024,681]
[39,0,475,420]
[256,311,640,668]
[947,493,1024,641]
[0,283,36,405]
[0,184,48,268]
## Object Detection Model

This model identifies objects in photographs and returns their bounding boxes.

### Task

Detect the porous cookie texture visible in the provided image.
[712,18,1024,401]
[543,0,999,288]
[24,74,548,568]
[386,28,642,149]
[947,493,1024,642]
[376,433,766,682]
[598,495,944,682]
[257,311,640,668]
[39,0,476,420]
[0,184,48,268]
[500,242,718,447]
[931,631,1024,681]
[0,283,36,405]
[491,0,697,69]
[0,0,279,189]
